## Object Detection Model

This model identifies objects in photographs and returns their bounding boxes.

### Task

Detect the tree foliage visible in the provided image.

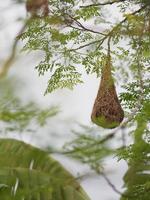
[19,0,150,94]
[0,78,59,134]
[0,138,90,200]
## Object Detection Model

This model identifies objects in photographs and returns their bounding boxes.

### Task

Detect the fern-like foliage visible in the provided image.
[0,78,59,134]
[120,79,150,110]
[19,0,150,93]
[118,102,150,200]
[63,125,113,171]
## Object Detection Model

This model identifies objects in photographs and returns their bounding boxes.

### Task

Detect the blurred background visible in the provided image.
[0,1,127,199]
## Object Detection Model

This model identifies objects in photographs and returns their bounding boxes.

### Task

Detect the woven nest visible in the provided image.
[91,60,124,129]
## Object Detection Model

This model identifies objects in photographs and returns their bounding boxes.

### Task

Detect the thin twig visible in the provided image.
[69,39,102,52]
[70,5,147,52]
[68,24,106,36]
[67,14,106,36]
[75,172,97,181]
[0,14,48,78]
[98,4,147,49]
[0,21,28,78]
[80,0,127,8]
[62,110,138,155]
[101,172,123,196]
[136,39,144,101]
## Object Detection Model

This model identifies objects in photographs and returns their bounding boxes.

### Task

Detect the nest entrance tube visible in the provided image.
[91,56,124,129]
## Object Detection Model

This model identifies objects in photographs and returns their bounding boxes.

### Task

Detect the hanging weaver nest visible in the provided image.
[91,56,124,129]
[26,0,49,17]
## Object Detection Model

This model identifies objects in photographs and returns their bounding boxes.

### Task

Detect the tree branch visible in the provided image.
[101,173,123,196]
[0,21,28,78]
[0,15,49,78]
[69,39,102,52]
[66,14,106,36]
[68,5,147,53]
[80,0,127,8]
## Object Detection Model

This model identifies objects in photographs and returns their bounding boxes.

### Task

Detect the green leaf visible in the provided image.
[0,139,91,200]
[45,65,83,94]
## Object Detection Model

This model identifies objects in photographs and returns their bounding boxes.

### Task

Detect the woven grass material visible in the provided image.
[91,59,124,129]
